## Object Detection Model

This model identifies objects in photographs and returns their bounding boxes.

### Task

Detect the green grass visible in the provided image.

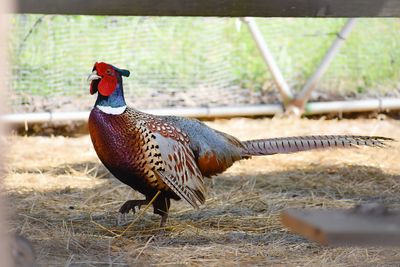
[9,16,400,98]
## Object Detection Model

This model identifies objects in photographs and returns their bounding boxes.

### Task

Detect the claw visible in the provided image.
[119,199,149,214]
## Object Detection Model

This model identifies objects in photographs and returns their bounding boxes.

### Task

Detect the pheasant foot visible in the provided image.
[117,199,150,226]
[119,199,149,214]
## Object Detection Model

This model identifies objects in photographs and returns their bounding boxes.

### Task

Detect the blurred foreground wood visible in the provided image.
[2,1,35,267]
[281,204,400,246]
[0,0,15,266]
[15,0,400,17]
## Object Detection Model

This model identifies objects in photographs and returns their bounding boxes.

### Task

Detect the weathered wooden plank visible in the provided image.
[15,0,400,17]
[281,206,400,246]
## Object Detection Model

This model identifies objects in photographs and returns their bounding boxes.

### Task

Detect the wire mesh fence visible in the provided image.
[8,16,400,113]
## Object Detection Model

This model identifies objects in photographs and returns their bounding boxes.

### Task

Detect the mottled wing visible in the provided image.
[145,119,206,209]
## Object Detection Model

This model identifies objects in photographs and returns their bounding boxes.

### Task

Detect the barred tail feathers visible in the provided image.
[241,135,394,156]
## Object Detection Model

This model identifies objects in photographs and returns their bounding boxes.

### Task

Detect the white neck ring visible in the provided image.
[96,105,127,115]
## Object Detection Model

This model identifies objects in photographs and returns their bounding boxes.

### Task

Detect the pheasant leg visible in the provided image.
[159,213,168,228]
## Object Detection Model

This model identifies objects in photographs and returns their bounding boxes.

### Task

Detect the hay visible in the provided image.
[4,117,400,266]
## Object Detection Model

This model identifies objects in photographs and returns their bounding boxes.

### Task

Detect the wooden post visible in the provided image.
[281,204,400,246]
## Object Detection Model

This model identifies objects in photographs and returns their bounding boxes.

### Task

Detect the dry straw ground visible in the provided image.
[4,117,400,266]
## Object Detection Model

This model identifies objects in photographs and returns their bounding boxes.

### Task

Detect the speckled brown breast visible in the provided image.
[88,107,176,199]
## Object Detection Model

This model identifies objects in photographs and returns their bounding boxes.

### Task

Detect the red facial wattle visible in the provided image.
[90,62,118,96]
[98,75,117,96]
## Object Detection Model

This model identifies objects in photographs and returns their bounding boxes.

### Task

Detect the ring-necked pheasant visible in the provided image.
[88,62,393,227]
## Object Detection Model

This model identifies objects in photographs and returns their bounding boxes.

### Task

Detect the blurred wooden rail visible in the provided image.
[15,0,400,17]
[281,208,400,246]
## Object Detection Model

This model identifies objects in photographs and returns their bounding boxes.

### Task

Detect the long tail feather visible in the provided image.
[241,135,394,156]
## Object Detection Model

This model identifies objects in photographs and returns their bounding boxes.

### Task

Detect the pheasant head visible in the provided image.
[88,62,130,96]
[88,62,130,114]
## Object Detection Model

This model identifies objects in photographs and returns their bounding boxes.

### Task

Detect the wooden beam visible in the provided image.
[281,206,400,246]
[15,0,400,17]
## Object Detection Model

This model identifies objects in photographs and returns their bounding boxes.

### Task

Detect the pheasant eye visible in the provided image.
[106,69,112,75]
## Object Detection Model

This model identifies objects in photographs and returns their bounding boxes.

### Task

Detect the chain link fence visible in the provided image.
[9,16,400,113]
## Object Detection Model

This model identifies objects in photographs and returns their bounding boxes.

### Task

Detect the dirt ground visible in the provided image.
[4,117,400,266]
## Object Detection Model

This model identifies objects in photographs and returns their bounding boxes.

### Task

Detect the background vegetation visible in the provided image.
[8,16,400,110]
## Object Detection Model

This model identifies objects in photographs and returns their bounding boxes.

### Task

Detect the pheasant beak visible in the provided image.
[87,70,101,82]
[88,70,102,95]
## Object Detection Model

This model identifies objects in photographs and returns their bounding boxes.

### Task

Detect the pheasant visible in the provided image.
[88,62,393,227]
